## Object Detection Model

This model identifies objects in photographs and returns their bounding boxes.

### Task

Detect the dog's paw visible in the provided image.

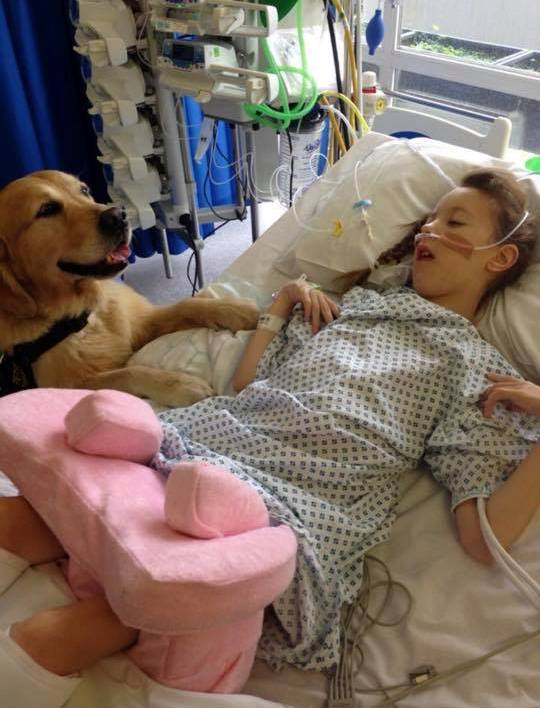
[209,299,259,332]
[154,374,214,407]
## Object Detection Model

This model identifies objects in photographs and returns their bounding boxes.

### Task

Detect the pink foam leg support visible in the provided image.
[165,462,269,538]
[0,389,298,693]
[64,390,162,463]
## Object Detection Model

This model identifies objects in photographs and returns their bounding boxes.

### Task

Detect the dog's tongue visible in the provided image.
[106,243,130,263]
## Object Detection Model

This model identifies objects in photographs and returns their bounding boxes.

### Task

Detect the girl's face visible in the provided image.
[412,186,502,309]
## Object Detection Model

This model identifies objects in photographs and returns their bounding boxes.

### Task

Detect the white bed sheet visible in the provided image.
[2,135,540,706]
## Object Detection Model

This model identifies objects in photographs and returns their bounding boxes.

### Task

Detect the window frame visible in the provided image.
[364,0,540,103]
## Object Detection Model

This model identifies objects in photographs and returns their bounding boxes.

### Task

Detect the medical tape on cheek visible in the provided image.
[415,233,474,259]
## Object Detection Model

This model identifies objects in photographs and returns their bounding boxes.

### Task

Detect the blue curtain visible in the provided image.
[0,0,238,258]
[0,0,108,200]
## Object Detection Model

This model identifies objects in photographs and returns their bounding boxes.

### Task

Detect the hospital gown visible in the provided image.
[153,286,540,671]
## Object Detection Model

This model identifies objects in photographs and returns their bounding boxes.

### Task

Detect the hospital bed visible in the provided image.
[0,119,539,708]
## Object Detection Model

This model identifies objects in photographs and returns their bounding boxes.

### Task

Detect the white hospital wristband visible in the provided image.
[257,313,286,333]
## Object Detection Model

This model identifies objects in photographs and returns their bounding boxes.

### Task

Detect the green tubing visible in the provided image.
[295,0,309,116]
[260,37,292,129]
[247,0,316,130]
[243,66,318,128]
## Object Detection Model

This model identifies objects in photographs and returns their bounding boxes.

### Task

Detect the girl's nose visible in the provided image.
[421,218,437,234]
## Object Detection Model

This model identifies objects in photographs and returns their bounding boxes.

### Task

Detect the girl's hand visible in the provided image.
[481,373,540,419]
[277,280,340,334]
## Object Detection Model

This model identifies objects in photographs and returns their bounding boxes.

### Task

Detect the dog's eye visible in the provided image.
[36,201,62,218]
[80,185,91,198]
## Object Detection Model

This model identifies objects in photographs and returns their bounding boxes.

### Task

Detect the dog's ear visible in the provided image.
[0,238,38,318]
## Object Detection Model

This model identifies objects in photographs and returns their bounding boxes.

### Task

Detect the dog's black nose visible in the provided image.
[98,207,128,238]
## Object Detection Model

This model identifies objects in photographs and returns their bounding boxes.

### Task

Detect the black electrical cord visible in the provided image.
[203,122,248,223]
[285,128,294,207]
[323,0,351,152]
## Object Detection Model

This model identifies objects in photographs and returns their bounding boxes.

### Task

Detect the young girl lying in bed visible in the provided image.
[0,167,539,695]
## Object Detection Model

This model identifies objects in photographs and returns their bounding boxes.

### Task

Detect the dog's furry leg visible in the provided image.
[82,366,213,407]
[134,298,259,350]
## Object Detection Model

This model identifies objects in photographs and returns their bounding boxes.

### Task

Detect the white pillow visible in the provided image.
[274,136,518,293]
[476,263,540,384]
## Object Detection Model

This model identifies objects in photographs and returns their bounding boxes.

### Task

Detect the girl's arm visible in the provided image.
[455,442,540,564]
[456,374,540,564]
[231,280,339,393]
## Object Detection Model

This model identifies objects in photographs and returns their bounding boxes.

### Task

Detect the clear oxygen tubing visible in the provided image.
[477,497,540,609]
[414,209,530,256]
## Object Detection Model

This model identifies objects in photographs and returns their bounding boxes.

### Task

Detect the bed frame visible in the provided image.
[372,105,512,158]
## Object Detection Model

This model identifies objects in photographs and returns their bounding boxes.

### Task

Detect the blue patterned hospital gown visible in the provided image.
[153,286,539,671]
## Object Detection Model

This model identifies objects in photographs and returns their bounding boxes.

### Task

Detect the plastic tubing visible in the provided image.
[295,0,309,115]
[320,102,357,145]
[328,0,359,125]
[244,66,319,126]
[321,90,370,135]
[259,37,292,129]
[247,0,316,130]
[320,96,347,155]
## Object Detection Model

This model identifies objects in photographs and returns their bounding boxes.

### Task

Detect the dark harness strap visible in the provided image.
[0,311,90,397]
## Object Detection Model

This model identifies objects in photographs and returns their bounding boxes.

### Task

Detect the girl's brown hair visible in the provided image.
[460,168,536,296]
[375,167,537,297]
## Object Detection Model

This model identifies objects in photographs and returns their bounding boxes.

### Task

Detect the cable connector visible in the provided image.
[408,664,436,685]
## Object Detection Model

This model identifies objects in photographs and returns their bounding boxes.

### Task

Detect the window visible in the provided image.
[363,0,540,152]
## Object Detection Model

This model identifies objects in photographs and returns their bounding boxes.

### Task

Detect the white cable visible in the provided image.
[307,152,342,184]
[291,181,329,232]
[405,140,457,189]
[135,11,153,69]
[320,103,359,145]
[372,625,540,707]
[477,497,540,609]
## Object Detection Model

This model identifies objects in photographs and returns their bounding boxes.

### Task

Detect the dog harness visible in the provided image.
[0,311,90,397]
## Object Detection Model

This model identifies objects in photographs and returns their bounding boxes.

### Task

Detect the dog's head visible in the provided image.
[0,171,131,317]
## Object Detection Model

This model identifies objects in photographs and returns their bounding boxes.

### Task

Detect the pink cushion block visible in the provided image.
[0,389,297,637]
[128,615,262,693]
[64,390,162,463]
[165,462,269,539]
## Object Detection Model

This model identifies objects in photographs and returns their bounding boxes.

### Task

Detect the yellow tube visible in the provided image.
[321,90,370,135]
[320,95,347,156]
[328,0,359,120]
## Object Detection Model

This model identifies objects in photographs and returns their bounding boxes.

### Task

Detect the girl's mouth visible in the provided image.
[415,243,435,261]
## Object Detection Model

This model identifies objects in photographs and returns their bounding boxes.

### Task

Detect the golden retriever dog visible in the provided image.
[0,171,259,406]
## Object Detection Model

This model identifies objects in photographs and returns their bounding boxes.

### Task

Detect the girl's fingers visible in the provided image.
[482,386,534,418]
[310,295,321,333]
[482,376,540,419]
[319,293,340,320]
[482,390,505,418]
[329,300,341,318]
[319,296,333,325]
[301,288,312,321]
[486,372,521,384]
